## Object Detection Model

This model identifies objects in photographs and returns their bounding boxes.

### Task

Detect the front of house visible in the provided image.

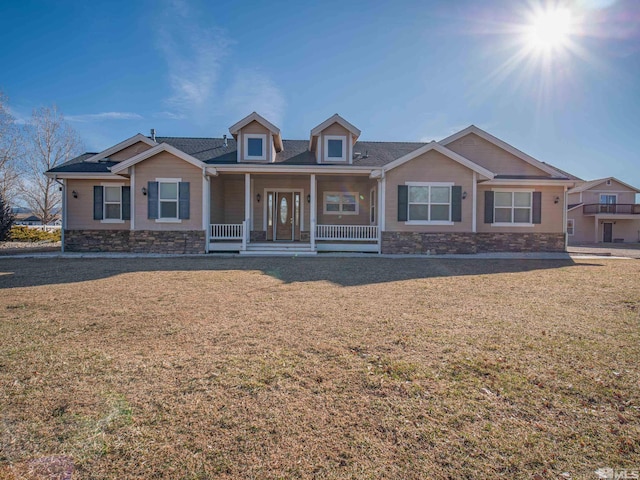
[46,112,575,254]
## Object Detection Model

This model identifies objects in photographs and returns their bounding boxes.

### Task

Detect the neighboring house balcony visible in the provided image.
[583,203,640,217]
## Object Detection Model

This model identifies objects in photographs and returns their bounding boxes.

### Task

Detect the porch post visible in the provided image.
[377,178,383,254]
[594,217,599,243]
[310,174,316,251]
[472,172,477,233]
[245,173,251,249]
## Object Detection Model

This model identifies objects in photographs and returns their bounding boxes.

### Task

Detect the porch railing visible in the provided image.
[583,204,640,215]
[210,223,244,240]
[316,224,379,241]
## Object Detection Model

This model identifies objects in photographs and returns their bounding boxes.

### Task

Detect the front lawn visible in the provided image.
[0,257,638,479]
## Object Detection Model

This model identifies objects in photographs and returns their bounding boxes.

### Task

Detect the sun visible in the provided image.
[526,7,573,52]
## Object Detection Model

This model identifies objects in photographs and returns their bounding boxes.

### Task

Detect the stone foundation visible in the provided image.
[381,232,565,254]
[65,230,206,254]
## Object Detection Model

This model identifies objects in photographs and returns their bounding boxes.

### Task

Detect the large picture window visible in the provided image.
[323,191,358,215]
[494,191,532,224]
[407,185,451,222]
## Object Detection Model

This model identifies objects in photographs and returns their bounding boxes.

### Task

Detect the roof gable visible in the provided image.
[382,141,495,179]
[228,112,283,152]
[84,134,157,163]
[569,177,640,193]
[439,126,566,178]
[110,143,206,174]
[310,114,361,138]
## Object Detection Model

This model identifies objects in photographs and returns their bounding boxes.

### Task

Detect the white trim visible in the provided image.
[439,125,566,178]
[209,165,374,174]
[323,135,347,162]
[491,187,535,193]
[405,183,453,223]
[406,221,454,226]
[310,175,316,251]
[262,188,305,232]
[380,175,386,232]
[228,112,283,152]
[130,165,135,230]
[369,186,376,225]
[155,218,182,224]
[44,173,128,180]
[567,218,575,236]
[156,178,181,222]
[491,223,535,227]
[491,189,533,225]
[155,177,182,183]
[84,133,157,163]
[567,203,584,212]
[61,178,67,234]
[383,142,495,179]
[472,171,477,233]
[111,143,205,174]
[101,182,125,187]
[310,114,361,137]
[406,181,454,187]
[101,219,125,224]
[323,191,359,215]
[244,174,251,225]
[243,133,267,161]
[101,183,124,222]
[202,173,208,232]
[482,179,574,186]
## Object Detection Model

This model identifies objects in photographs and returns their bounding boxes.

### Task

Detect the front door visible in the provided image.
[275,192,294,241]
[603,222,613,243]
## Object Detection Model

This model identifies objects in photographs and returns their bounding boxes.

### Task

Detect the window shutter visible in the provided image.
[397,185,408,222]
[179,182,190,219]
[93,186,103,220]
[122,186,131,221]
[484,191,494,223]
[532,191,542,224]
[451,186,462,222]
[147,182,158,219]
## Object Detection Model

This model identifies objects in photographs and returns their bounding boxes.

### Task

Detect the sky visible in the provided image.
[1,0,638,189]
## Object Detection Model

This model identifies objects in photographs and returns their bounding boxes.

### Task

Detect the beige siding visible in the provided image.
[209,175,245,224]
[238,120,271,162]
[476,184,565,233]
[66,179,130,230]
[134,152,203,231]
[568,192,581,205]
[319,122,351,164]
[580,180,636,205]
[110,141,153,162]
[446,133,549,176]
[570,214,640,244]
[316,176,371,225]
[568,209,593,244]
[385,150,474,232]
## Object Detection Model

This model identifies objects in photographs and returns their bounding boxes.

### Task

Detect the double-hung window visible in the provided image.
[324,191,358,215]
[407,184,451,223]
[159,181,179,219]
[494,191,532,224]
[103,186,122,220]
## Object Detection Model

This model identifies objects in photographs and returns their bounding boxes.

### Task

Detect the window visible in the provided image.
[244,134,266,160]
[103,186,122,220]
[494,191,532,224]
[324,191,358,215]
[323,135,346,162]
[159,181,179,219]
[407,184,451,222]
[567,218,575,236]
[370,187,376,224]
[599,194,616,213]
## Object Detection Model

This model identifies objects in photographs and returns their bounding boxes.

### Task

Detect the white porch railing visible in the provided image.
[316,224,379,241]
[210,223,244,240]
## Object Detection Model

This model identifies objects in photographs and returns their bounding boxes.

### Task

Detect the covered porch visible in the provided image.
[206,171,381,253]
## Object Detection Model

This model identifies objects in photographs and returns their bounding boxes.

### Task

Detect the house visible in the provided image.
[45,112,575,255]
[15,214,43,226]
[567,177,640,244]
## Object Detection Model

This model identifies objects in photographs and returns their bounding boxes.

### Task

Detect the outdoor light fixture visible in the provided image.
[256,193,261,202]
[554,196,560,204]
[462,191,467,200]
[142,187,147,196]
[72,190,78,198]
[307,194,311,203]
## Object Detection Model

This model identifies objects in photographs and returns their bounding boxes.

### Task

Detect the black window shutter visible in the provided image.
[397,185,408,221]
[93,186,103,220]
[484,191,494,223]
[179,182,190,219]
[451,186,462,222]
[121,186,131,221]
[148,182,159,219]
[532,191,542,224]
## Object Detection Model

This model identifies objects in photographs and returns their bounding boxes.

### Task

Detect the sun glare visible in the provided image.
[526,7,573,51]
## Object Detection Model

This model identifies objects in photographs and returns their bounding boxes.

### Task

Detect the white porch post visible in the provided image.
[310,174,316,251]
[594,217,599,243]
[562,185,568,250]
[130,165,135,231]
[472,172,477,233]
[245,173,251,249]
[203,172,210,253]
[377,178,383,254]
[61,178,66,253]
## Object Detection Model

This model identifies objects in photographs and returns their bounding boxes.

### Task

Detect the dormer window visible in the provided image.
[244,133,266,161]
[324,135,346,162]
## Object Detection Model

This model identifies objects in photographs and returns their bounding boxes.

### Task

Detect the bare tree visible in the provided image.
[19,106,83,224]
[0,92,22,205]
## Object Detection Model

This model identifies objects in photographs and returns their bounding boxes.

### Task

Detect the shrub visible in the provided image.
[0,193,14,241]
[9,226,61,243]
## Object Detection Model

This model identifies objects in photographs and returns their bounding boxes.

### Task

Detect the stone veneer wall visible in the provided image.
[65,230,206,254]
[381,232,565,254]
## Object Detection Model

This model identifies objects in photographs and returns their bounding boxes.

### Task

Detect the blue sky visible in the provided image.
[1,0,638,188]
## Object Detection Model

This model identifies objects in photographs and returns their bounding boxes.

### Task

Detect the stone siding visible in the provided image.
[381,232,565,254]
[65,230,206,254]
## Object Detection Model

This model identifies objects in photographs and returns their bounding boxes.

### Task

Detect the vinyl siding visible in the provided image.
[316,176,371,225]
[238,120,271,162]
[66,179,130,230]
[318,122,351,164]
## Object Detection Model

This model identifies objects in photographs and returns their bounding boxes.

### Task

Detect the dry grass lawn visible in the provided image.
[0,257,638,479]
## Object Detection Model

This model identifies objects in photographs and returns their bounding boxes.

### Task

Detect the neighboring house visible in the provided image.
[45,112,575,254]
[15,214,43,226]
[567,177,640,244]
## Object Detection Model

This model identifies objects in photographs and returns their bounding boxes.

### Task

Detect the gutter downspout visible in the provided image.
[54,175,65,253]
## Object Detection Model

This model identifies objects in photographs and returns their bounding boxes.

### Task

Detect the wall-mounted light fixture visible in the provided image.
[307,194,311,203]
[72,190,78,198]
[554,196,560,204]
[142,187,147,196]
[462,191,467,200]
[256,193,261,203]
